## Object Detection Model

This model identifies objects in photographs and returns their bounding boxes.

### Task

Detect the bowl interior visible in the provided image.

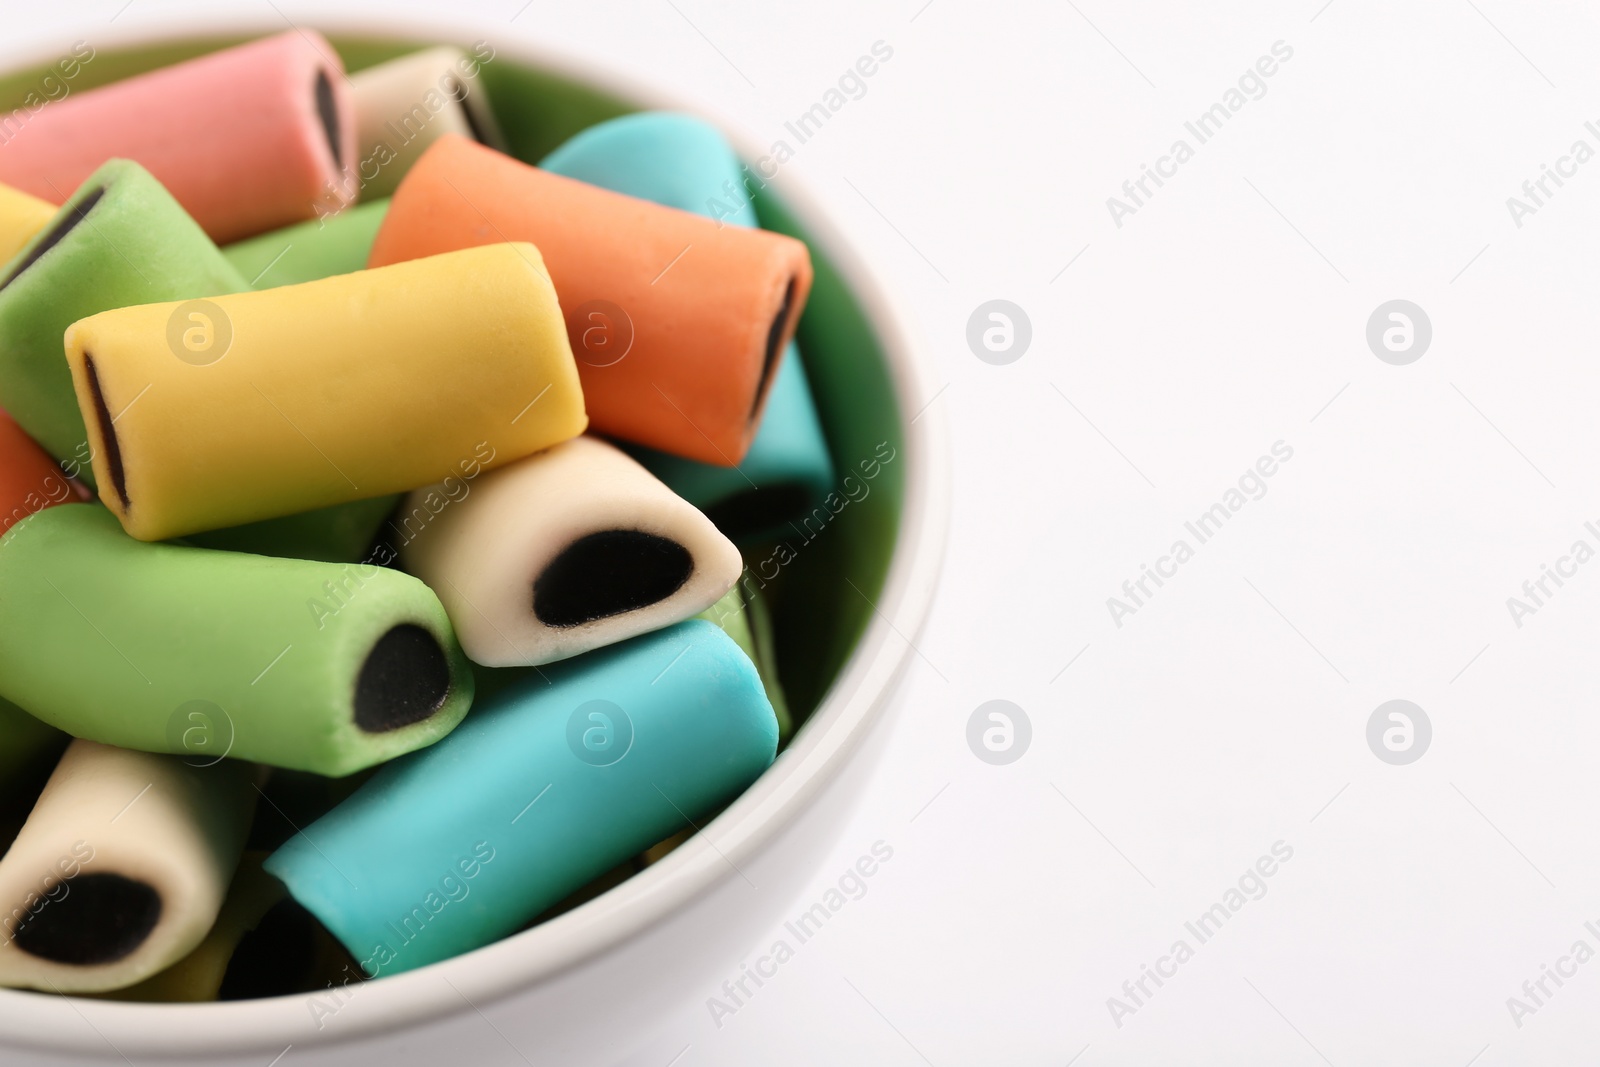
[0,30,907,1005]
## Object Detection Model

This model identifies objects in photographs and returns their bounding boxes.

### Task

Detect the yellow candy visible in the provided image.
[64,243,586,542]
[0,182,53,266]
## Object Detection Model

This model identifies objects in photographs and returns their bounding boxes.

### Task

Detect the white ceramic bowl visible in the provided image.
[0,15,948,1065]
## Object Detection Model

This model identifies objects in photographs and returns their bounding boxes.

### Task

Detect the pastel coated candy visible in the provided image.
[0,505,473,777]
[221,199,389,290]
[0,32,357,243]
[265,620,778,976]
[183,495,400,566]
[369,135,814,466]
[697,585,792,741]
[0,412,74,798]
[0,740,254,993]
[349,47,505,200]
[538,112,747,218]
[64,243,586,542]
[400,436,742,666]
[211,203,402,563]
[0,160,247,480]
[0,407,83,537]
[632,360,835,542]
[92,853,284,1002]
[0,182,52,264]
[540,113,835,540]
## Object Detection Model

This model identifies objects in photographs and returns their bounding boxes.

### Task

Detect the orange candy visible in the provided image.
[0,409,82,538]
[368,136,813,466]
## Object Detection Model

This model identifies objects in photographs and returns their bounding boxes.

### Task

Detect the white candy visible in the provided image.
[0,740,254,993]
[401,437,743,667]
[349,46,506,200]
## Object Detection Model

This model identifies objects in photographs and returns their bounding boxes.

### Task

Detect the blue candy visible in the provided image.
[265,620,777,976]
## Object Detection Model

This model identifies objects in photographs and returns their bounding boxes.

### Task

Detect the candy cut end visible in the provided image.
[354,623,452,733]
[447,77,491,145]
[533,530,694,628]
[11,872,162,965]
[0,187,106,292]
[316,69,342,170]
[82,352,130,511]
[751,279,795,423]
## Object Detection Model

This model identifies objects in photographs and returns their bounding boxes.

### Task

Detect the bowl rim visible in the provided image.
[0,13,951,1057]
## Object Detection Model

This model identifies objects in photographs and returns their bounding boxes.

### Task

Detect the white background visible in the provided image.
[12,1,1600,1063]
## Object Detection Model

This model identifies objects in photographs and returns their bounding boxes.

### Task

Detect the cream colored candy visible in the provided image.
[400,436,742,666]
[0,740,254,993]
[350,46,505,199]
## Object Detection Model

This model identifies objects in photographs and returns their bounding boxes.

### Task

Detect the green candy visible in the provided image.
[697,584,792,741]
[222,200,390,290]
[0,696,65,803]
[183,495,398,565]
[0,505,473,776]
[0,160,248,483]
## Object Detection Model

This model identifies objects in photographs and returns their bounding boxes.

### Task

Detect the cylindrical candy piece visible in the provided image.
[350,47,505,200]
[0,408,84,538]
[0,160,248,479]
[630,355,835,543]
[212,203,401,562]
[0,182,53,265]
[265,620,777,975]
[0,32,357,244]
[92,853,284,1002]
[537,112,750,222]
[369,135,813,466]
[400,436,742,666]
[221,199,390,290]
[540,113,837,541]
[0,505,474,777]
[64,242,586,542]
[0,740,254,993]
[183,495,400,565]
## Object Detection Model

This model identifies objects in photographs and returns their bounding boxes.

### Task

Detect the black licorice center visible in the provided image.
[704,482,815,539]
[12,872,161,965]
[0,186,105,292]
[217,898,318,1000]
[448,77,492,144]
[315,69,342,169]
[82,353,129,511]
[354,623,451,733]
[750,278,796,422]
[533,530,694,628]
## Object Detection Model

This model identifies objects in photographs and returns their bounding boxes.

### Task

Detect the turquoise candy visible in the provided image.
[264,620,778,976]
[540,113,835,543]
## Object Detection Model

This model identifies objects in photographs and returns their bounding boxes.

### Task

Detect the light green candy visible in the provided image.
[0,160,248,484]
[222,200,390,290]
[183,496,399,565]
[0,505,473,776]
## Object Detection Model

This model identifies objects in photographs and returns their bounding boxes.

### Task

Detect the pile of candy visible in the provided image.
[0,33,842,1000]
